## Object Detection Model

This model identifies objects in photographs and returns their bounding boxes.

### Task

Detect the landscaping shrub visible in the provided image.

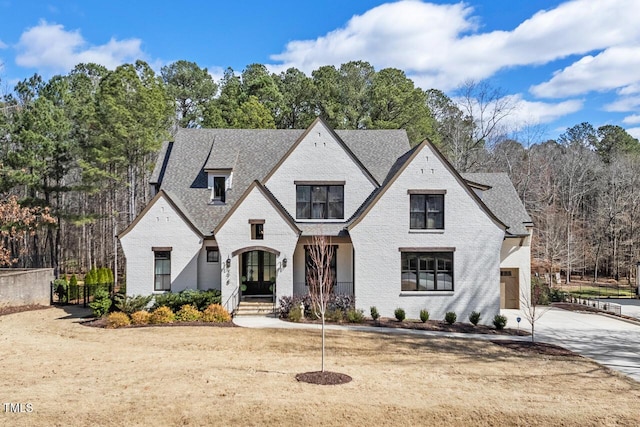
[113,294,153,315]
[153,289,221,312]
[176,304,202,322]
[130,310,151,325]
[287,305,303,322]
[469,311,481,326]
[549,288,567,302]
[150,306,175,324]
[89,288,112,317]
[445,311,457,325]
[346,308,365,323]
[370,306,380,322]
[325,308,344,322]
[278,295,301,318]
[201,304,231,323]
[329,294,354,312]
[419,309,430,323]
[106,312,131,328]
[69,274,78,287]
[394,308,406,322]
[493,314,508,330]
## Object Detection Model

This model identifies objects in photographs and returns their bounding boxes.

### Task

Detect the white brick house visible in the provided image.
[119,118,532,324]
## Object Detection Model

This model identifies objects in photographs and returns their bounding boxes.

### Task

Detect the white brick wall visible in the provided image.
[214,185,299,309]
[197,244,222,291]
[349,144,505,325]
[264,120,376,221]
[119,195,202,296]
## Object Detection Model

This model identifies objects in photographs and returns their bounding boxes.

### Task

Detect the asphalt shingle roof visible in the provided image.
[155,127,410,236]
[462,172,533,236]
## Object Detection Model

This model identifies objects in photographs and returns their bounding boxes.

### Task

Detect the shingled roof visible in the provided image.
[462,172,533,236]
[152,126,410,236]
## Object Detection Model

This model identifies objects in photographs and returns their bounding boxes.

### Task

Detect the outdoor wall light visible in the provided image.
[282,257,287,268]
[226,256,231,269]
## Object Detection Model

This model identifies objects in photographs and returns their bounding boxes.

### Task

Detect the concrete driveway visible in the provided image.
[502,307,640,382]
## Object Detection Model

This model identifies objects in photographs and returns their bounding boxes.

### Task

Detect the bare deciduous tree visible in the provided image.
[520,282,551,342]
[306,233,335,373]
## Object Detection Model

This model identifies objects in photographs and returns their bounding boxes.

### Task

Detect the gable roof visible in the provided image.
[151,123,410,236]
[214,180,301,236]
[348,139,507,232]
[462,172,533,237]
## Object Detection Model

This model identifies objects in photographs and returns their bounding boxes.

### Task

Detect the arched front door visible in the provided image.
[241,250,276,296]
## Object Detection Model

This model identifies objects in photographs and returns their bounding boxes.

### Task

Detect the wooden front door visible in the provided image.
[241,251,276,296]
[500,269,520,309]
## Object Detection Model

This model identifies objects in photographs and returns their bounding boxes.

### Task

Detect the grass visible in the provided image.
[562,285,636,298]
[1,307,639,426]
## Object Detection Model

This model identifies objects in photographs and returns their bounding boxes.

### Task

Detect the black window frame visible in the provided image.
[410,194,444,230]
[304,245,338,287]
[206,248,219,263]
[401,252,453,292]
[296,185,344,219]
[212,176,226,203]
[251,223,264,240]
[154,250,171,291]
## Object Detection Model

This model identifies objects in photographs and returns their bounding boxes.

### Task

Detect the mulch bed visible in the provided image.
[295,371,352,385]
[0,304,51,316]
[491,340,578,357]
[552,302,602,313]
[82,318,237,328]
[288,317,529,336]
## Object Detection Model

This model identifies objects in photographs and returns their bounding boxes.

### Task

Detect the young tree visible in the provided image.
[306,233,335,373]
[520,280,551,342]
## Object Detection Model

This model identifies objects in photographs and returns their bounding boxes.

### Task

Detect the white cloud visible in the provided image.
[604,96,640,112]
[15,21,144,73]
[531,46,640,98]
[622,114,640,124]
[626,127,640,139]
[506,95,583,126]
[269,0,640,91]
[0,39,7,49]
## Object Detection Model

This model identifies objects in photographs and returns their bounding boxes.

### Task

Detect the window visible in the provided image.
[305,245,337,287]
[206,248,219,263]
[154,251,171,291]
[410,194,444,229]
[251,223,264,240]
[296,185,344,219]
[401,252,453,291]
[212,176,226,202]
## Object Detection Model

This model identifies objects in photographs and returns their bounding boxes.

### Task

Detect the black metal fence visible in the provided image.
[51,282,116,308]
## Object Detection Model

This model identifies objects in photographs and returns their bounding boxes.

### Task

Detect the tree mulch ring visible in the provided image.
[295,371,352,385]
[491,340,578,357]
[0,304,51,317]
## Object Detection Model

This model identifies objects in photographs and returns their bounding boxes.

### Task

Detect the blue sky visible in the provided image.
[1,0,639,141]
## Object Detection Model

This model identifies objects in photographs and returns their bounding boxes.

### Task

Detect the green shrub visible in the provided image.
[287,305,303,322]
[89,288,112,317]
[106,312,131,328]
[346,308,365,323]
[419,309,430,323]
[325,308,344,322]
[469,311,481,326]
[54,278,68,303]
[444,311,457,325]
[493,314,508,330]
[113,294,153,315]
[130,311,151,325]
[394,308,406,322]
[69,274,78,287]
[176,304,202,322]
[153,289,222,311]
[150,306,175,324]
[201,304,231,323]
[370,306,380,321]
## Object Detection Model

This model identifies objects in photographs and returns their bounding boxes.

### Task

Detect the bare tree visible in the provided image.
[306,233,335,373]
[520,282,551,342]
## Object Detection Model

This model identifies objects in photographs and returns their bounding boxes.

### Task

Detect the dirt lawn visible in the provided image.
[1,308,638,426]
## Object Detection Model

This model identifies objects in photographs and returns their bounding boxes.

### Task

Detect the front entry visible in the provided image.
[500,268,520,309]
[241,250,276,296]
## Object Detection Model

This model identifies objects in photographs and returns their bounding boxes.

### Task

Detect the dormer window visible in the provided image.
[207,170,232,204]
[295,181,344,219]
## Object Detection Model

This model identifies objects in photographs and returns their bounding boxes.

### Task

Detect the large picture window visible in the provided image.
[410,194,444,229]
[401,252,453,291]
[305,245,337,287]
[296,185,344,219]
[154,251,171,291]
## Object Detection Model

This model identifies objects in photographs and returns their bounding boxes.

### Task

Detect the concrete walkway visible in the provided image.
[502,307,640,382]
[235,309,640,383]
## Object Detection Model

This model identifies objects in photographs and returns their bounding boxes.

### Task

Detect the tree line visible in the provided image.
[1,59,638,284]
